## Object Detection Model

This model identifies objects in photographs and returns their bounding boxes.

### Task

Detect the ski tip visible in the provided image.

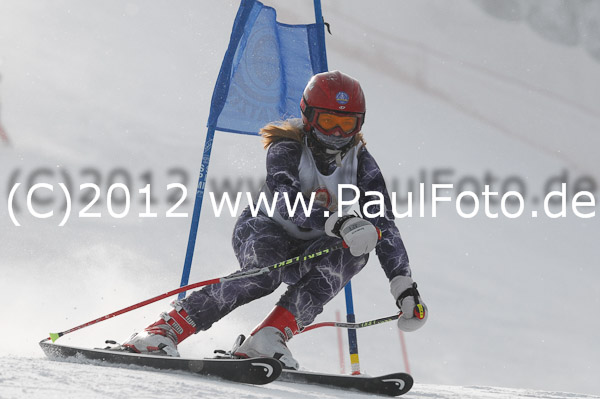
[49,333,60,343]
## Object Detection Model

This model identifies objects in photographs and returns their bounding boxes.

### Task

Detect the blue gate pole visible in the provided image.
[176,0,256,298]
[313,0,328,70]
[345,281,361,374]
[178,126,216,299]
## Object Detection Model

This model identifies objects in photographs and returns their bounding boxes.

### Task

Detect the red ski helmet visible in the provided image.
[300,71,366,138]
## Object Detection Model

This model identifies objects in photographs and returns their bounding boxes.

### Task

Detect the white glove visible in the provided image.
[390,275,428,332]
[325,214,379,256]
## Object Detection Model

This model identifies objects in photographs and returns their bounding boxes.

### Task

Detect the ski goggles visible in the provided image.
[313,110,363,138]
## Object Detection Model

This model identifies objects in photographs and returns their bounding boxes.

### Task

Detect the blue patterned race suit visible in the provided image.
[180,138,411,330]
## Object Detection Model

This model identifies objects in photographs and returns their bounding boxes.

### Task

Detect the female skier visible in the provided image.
[123,71,428,369]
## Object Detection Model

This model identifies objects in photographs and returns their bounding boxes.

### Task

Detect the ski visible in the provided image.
[277,369,413,396]
[39,340,282,385]
[214,335,412,395]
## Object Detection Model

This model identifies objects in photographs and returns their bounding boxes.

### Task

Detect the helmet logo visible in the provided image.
[335,91,349,105]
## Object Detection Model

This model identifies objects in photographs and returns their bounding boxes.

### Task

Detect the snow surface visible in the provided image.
[1,1,599,398]
[2,355,598,399]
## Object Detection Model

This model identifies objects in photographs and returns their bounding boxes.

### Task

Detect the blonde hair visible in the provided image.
[259,120,366,149]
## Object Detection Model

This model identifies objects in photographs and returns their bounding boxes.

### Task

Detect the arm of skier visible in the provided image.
[356,148,411,279]
[265,140,329,229]
[356,148,428,331]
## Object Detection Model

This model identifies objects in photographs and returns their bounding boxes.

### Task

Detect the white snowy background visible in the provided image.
[0,1,599,398]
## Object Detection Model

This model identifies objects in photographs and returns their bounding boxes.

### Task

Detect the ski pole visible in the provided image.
[44,242,345,343]
[299,313,401,334]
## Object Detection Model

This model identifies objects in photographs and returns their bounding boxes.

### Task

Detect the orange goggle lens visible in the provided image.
[316,113,358,135]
